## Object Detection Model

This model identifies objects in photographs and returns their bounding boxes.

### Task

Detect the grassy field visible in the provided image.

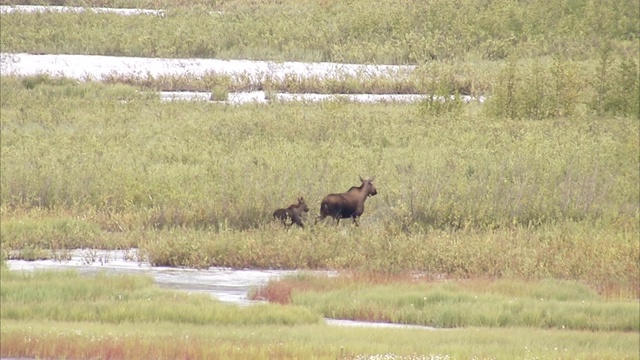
[1,0,639,358]
[1,76,638,291]
[2,0,638,64]
[1,0,639,110]
[252,273,639,331]
[2,269,638,359]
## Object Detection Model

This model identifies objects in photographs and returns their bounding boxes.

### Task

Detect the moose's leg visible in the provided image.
[352,216,360,226]
[291,214,304,228]
[316,208,334,224]
[275,209,291,227]
[284,212,294,228]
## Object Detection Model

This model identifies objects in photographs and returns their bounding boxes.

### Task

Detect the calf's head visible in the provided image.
[297,197,310,212]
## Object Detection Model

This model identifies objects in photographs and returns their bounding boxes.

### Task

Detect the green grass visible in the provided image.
[128,223,639,294]
[0,270,321,325]
[1,78,637,226]
[1,78,638,293]
[1,0,638,64]
[4,319,638,360]
[1,1,638,358]
[253,273,639,331]
[1,270,638,359]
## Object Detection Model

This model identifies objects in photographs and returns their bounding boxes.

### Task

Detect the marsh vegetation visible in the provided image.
[1,0,638,358]
[2,269,639,359]
[2,78,637,288]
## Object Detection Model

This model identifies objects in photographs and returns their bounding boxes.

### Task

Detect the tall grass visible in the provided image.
[1,78,636,228]
[1,0,638,64]
[486,55,639,119]
[125,223,639,298]
[1,78,638,293]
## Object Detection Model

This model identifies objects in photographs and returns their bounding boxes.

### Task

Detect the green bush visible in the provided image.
[590,49,640,118]
[485,57,585,119]
[210,85,229,101]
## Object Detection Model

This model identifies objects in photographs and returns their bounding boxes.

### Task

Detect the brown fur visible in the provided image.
[273,197,309,228]
[315,176,377,226]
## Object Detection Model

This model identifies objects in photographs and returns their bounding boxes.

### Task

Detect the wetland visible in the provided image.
[1,1,638,359]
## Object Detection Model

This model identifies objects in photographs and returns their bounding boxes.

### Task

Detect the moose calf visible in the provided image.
[273,197,309,228]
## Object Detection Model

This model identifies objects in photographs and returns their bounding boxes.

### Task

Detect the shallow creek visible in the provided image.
[0,53,484,104]
[6,249,438,330]
[7,249,293,306]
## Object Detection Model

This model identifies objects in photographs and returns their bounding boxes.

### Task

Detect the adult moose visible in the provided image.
[273,197,309,228]
[316,176,377,226]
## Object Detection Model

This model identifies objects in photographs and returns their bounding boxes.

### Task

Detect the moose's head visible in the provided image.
[359,176,377,197]
[297,197,310,212]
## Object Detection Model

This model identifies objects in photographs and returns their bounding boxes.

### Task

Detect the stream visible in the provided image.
[6,249,438,330]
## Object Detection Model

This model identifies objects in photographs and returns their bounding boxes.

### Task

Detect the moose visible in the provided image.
[273,197,310,228]
[316,176,377,226]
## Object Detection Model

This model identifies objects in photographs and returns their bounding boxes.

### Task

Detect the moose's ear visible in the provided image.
[370,176,376,182]
[359,175,364,182]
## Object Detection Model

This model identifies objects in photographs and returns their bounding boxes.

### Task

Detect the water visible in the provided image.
[6,249,292,306]
[160,90,482,104]
[0,5,165,16]
[6,249,438,330]
[0,52,483,104]
[0,53,413,82]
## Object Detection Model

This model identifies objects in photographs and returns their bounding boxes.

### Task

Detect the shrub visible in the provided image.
[210,85,229,101]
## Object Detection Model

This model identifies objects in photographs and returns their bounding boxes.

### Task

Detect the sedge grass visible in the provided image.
[0,269,321,326]
[1,270,638,359]
[254,274,639,331]
[3,319,638,360]
[129,223,639,296]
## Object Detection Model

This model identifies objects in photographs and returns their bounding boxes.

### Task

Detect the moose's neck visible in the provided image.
[353,186,370,202]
